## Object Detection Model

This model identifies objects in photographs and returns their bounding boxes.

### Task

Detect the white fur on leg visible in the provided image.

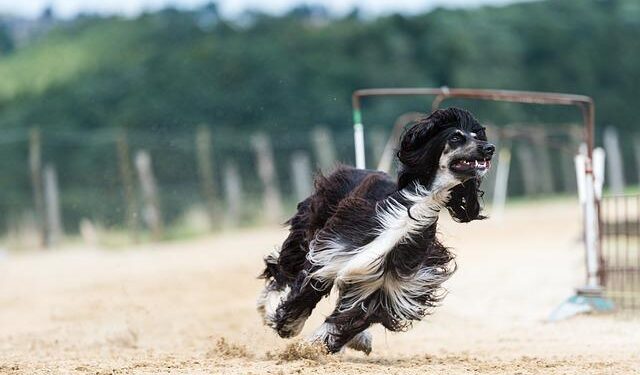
[256,283,290,328]
[257,282,307,337]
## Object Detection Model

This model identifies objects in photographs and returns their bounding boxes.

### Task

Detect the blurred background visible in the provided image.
[1,0,639,248]
[1,1,640,373]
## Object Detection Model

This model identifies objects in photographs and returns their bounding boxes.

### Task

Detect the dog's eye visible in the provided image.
[450,134,463,143]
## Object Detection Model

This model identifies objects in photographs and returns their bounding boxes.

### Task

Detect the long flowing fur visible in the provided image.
[257,107,494,353]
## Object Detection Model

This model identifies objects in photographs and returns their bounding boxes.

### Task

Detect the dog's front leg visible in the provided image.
[345,329,373,354]
[309,326,372,354]
[310,322,372,354]
[310,298,373,354]
[272,271,331,338]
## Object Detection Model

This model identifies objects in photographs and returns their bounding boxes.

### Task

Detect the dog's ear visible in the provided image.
[398,119,431,154]
[396,116,448,189]
[445,178,486,223]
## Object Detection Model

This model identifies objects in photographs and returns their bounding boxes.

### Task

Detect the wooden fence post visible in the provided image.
[43,164,63,246]
[370,129,387,171]
[29,127,47,248]
[251,133,282,224]
[223,161,243,227]
[633,135,640,185]
[290,151,312,202]
[377,112,423,173]
[559,151,578,193]
[532,130,555,194]
[603,126,625,194]
[491,146,512,221]
[560,125,583,193]
[515,142,539,196]
[134,150,164,240]
[482,125,500,200]
[195,125,217,228]
[311,127,336,171]
[116,129,139,241]
[79,218,99,250]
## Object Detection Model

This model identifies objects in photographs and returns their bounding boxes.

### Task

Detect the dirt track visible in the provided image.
[1,199,639,374]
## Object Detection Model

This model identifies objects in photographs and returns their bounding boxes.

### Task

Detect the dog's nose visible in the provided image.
[482,143,496,156]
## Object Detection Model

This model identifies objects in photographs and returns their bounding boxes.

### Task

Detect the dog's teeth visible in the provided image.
[473,160,487,169]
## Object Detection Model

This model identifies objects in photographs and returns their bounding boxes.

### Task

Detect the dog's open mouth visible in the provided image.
[450,158,491,173]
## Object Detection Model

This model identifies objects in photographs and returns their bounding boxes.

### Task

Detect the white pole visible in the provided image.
[578,154,600,289]
[584,170,600,288]
[354,122,365,169]
[603,127,625,194]
[592,148,606,200]
[575,154,586,205]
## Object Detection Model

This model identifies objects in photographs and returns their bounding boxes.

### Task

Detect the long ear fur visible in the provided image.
[446,178,486,223]
[396,107,488,222]
[396,110,458,189]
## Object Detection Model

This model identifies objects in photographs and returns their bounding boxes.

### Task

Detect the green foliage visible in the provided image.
[0,22,14,55]
[1,0,640,233]
[1,1,639,131]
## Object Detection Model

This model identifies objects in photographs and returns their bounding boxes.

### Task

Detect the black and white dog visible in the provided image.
[257,107,494,354]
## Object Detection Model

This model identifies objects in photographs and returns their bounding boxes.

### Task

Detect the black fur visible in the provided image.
[258,107,493,353]
[397,106,488,222]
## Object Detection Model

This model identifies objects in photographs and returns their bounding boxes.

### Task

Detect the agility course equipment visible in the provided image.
[350,87,616,318]
[600,194,640,310]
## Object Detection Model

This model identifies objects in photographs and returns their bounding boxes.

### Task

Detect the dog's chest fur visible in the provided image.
[306,178,456,327]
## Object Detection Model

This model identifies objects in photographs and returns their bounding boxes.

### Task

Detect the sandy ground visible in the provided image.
[1,199,639,374]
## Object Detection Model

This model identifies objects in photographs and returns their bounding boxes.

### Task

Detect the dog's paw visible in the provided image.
[346,330,372,355]
[276,316,306,338]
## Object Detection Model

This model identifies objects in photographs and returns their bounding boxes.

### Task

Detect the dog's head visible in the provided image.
[396,107,495,222]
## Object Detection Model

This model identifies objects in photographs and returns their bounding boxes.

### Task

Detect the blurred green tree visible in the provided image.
[1,0,640,231]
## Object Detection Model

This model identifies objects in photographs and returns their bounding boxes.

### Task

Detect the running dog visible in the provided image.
[257,107,494,354]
